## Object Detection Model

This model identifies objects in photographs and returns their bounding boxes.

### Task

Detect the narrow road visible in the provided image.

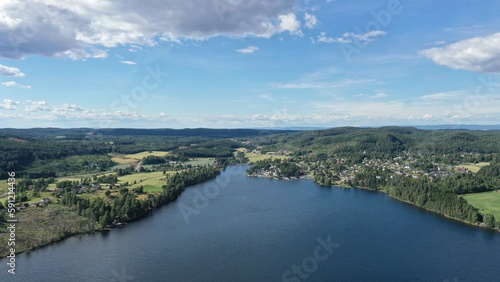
[135,160,143,172]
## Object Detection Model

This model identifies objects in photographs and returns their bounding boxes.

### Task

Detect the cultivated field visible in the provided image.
[109,151,171,166]
[464,191,500,219]
[46,173,118,191]
[184,158,214,166]
[235,148,289,163]
[125,151,170,160]
[117,171,174,192]
[0,181,8,194]
[111,156,135,164]
[455,162,490,173]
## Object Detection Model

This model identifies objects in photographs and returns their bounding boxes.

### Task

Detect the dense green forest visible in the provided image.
[0,129,262,179]
[247,158,304,178]
[257,126,500,159]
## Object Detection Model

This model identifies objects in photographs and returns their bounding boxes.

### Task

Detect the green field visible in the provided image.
[247,153,288,162]
[141,185,164,193]
[0,181,8,194]
[184,158,215,166]
[42,170,173,195]
[47,173,117,191]
[235,148,289,163]
[464,191,500,219]
[111,155,136,164]
[455,162,490,173]
[47,176,82,191]
[125,151,170,160]
[109,151,171,166]
[234,148,289,163]
[110,164,133,170]
[55,176,83,182]
[117,171,173,191]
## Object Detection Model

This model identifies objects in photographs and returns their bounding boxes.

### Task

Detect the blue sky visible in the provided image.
[1,0,500,128]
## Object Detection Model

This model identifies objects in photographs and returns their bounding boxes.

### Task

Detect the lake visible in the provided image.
[2,165,500,281]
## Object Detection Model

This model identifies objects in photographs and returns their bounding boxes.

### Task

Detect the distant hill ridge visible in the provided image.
[0,128,299,139]
[1,125,499,139]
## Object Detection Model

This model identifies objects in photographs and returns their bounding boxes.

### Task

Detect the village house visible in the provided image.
[40,198,52,205]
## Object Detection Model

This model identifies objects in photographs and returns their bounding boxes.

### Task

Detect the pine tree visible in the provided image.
[484,214,496,228]
[99,211,110,227]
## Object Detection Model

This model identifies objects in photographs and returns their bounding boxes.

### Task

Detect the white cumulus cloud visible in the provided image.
[25,101,52,112]
[304,13,318,29]
[420,32,500,73]
[1,81,31,88]
[0,64,24,77]
[237,46,259,54]
[317,30,387,44]
[121,60,137,65]
[278,13,302,35]
[0,0,302,59]
[0,99,20,110]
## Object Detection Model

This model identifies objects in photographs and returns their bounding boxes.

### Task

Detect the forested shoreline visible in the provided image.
[0,165,223,256]
[246,127,500,231]
[1,127,500,256]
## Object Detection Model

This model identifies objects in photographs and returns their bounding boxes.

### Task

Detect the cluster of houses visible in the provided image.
[250,147,291,157]
[312,152,462,184]
[361,156,455,180]
[72,183,120,194]
[20,197,52,209]
[17,182,124,210]
[455,167,472,173]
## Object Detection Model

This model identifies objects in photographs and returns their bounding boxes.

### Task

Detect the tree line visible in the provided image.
[59,165,222,228]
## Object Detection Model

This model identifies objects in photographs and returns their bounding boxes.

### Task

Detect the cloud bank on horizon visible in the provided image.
[1,0,500,128]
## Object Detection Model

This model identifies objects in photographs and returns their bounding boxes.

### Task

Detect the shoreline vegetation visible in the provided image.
[0,164,224,257]
[246,157,500,232]
[248,169,500,232]
[1,127,500,257]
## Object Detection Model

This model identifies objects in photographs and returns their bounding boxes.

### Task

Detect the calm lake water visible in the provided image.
[2,165,500,281]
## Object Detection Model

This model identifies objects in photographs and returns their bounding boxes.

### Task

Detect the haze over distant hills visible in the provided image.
[413,125,500,130]
[2,125,500,136]
[255,125,500,131]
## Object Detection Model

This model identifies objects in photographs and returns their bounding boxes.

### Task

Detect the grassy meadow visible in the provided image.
[0,181,8,194]
[184,158,214,166]
[454,162,490,173]
[125,151,170,160]
[235,148,289,163]
[464,191,500,219]
[110,151,171,167]
[117,171,175,192]
[111,155,135,164]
